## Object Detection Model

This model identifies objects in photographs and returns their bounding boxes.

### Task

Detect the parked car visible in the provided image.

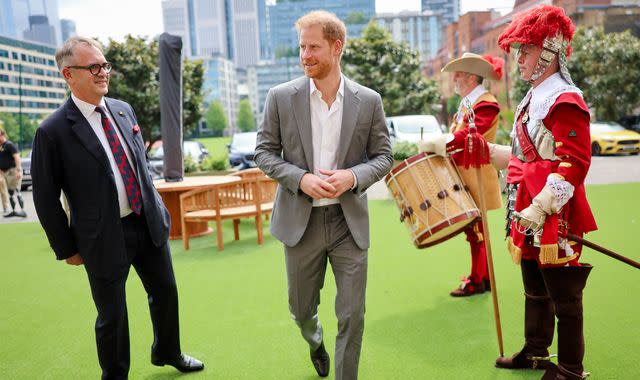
[590,121,640,156]
[148,140,210,179]
[618,114,640,133]
[228,132,258,169]
[386,115,443,144]
[20,150,31,191]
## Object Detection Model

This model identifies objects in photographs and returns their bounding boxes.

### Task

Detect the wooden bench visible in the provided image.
[232,167,267,180]
[179,177,277,251]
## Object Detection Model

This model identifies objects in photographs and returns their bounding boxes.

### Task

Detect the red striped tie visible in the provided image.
[95,106,142,214]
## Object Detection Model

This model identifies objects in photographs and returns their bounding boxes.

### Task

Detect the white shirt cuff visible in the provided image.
[349,169,358,190]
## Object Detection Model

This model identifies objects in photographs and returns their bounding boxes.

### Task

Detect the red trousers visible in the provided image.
[465,221,488,283]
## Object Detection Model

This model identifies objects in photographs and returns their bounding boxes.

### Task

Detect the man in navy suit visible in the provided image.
[32,36,204,379]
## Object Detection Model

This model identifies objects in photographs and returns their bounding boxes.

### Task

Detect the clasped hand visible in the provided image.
[300,169,354,200]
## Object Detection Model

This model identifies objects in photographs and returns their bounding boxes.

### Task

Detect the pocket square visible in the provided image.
[133,124,140,134]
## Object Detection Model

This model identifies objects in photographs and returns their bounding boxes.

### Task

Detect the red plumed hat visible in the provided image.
[482,55,504,80]
[498,5,575,57]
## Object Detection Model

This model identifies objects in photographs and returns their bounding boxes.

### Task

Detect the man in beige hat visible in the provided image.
[418,52,504,296]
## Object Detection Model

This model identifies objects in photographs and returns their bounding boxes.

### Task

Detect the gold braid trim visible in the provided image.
[507,237,522,265]
[539,244,559,265]
[540,243,580,265]
[473,222,484,242]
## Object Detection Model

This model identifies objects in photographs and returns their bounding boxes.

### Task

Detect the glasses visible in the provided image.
[65,62,113,75]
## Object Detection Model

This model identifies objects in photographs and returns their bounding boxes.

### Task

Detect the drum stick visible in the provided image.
[464,97,505,356]
[475,167,505,356]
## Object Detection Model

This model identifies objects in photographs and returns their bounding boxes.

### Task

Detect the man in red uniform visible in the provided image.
[423,5,597,379]
[419,53,504,296]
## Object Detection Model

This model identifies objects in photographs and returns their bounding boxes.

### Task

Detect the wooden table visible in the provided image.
[154,175,241,240]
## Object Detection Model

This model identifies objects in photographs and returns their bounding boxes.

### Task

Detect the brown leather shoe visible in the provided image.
[450,276,486,297]
[310,341,330,377]
[495,350,551,370]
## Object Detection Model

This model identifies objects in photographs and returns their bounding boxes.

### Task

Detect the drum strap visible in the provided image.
[515,105,540,163]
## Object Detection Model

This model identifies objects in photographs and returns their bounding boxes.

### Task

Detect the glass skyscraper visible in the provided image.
[267,0,375,59]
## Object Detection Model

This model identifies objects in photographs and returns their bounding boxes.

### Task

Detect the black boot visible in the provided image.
[541,264,592,378]
[496,259,554,370]
[541,362,588,380]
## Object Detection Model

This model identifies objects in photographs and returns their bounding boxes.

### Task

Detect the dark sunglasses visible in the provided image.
[65,62,113,75]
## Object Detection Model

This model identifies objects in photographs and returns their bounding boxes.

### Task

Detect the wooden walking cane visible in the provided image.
[464,101,505,356]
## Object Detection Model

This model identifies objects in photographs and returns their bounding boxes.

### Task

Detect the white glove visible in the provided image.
[488,143,511,170]
[514,185,557,231]
[417,134,451,156]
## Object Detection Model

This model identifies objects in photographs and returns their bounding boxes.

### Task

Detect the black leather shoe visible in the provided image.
[450,276,487,297]
[495,350,550,369]
[542,363,589,380]
[310,342,330,377]
[3,210,16,218]
[152,354,204,372]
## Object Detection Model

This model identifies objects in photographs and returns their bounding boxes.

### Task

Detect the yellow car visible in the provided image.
[590,122,640,156]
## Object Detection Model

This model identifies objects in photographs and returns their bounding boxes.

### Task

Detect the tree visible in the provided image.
[103,35,205,144]
[237,99,256,132]
[0,112,38,148]
[345,11,367,25]
[275,45,298,59]
[568,27,640,120]
[511,70,530,107]
[182,58,205,133]
[205,101,227,137]
[342,22,440,117]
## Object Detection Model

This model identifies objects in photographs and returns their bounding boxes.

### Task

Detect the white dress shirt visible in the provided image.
[309,76,345,207]
[72,94,136,217]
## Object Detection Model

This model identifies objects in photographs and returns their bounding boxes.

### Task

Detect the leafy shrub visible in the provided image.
[392,141,419,160]
[201,155,228,171]
[184,155,199,173]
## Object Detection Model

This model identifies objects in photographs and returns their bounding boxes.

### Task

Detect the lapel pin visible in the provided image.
[132,125,140,134]
[118,111,124,116]
[569,129,577,137]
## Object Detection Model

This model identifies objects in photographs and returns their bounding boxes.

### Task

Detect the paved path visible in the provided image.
[2,155,639,226]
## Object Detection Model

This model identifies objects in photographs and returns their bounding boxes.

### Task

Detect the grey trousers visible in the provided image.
[284,204,368,380]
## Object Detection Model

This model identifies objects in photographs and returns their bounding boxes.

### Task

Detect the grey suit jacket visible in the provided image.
[255,76,393,249]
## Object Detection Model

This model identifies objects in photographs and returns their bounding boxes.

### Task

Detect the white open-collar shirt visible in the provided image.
[309,76,345,207]
[72,94,136,217]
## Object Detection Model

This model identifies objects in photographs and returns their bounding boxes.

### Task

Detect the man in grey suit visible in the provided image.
[255,11,392,380]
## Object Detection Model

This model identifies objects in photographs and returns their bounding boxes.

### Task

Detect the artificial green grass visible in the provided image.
[0,183,638,379]
[195,136,231,161]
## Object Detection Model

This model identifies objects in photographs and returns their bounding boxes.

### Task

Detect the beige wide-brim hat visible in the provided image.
[441,52,501,80]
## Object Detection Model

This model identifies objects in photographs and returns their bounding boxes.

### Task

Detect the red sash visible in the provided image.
[515,106,540,163]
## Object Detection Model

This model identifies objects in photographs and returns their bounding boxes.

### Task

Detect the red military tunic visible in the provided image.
[506,79,597,266]
[448,89,503,285]
[449,92,503,213]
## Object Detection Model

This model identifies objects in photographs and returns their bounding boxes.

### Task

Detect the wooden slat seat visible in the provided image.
[179,176,277,251]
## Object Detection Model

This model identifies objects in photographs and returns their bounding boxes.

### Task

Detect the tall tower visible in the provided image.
[228,0,261,68]
[60,18,76,43]
[421,0,460,27]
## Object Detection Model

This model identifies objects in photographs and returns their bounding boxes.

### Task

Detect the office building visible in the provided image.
[374,10,442,60]
[268,0,375,59]
[0,35,66,117]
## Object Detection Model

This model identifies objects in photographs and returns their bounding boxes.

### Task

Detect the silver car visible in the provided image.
[386,115,444,144]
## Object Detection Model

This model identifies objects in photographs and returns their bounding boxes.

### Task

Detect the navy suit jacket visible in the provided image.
[32,97,171,278]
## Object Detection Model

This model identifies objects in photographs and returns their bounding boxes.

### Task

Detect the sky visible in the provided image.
[58,0,516,43]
